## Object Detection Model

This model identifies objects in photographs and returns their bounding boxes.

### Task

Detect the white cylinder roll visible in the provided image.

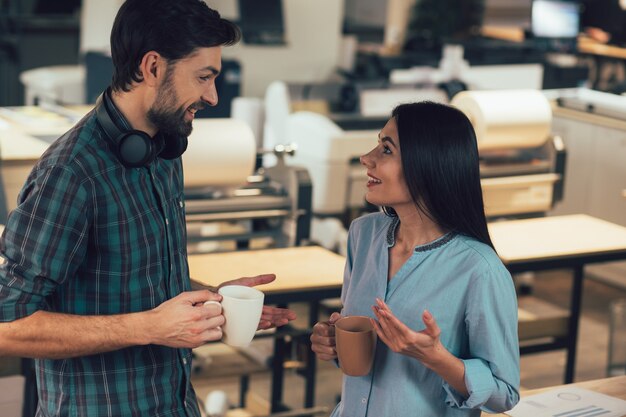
[451,90,552,150]
[183,118,256,188]
[231,96,264,149]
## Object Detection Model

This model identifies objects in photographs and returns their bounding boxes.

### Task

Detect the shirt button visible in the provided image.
[184,400,187,408]
[165,218,169,225]
[179,200,183,208]
[182,358,187,365]
[361,398,367,404]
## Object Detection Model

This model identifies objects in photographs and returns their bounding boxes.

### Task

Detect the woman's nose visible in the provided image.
[360,154,373,167]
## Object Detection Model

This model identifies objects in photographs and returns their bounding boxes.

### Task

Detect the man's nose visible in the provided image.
[203,84,218,107]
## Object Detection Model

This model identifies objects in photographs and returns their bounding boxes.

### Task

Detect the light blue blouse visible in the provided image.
[331,212,520,417]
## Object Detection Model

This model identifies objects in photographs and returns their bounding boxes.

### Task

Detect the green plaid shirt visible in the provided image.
[0,105,200,417]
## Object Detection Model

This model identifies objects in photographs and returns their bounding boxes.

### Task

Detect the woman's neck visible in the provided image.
[393,206,447,251]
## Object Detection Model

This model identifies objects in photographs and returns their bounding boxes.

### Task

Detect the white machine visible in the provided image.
[555,88,626,120]
[19,0,124,106]
[281,89,565,224]
[389,44,545,91]
[0,108,311,250]
[181,118,312,250]
[452,89,566,218]
[286,111,377,218]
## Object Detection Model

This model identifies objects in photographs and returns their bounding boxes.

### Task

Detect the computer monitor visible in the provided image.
[237,0,285,45]
[531,0,581,52]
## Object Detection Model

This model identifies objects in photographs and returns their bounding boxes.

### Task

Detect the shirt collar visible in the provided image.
[386,216,456,252]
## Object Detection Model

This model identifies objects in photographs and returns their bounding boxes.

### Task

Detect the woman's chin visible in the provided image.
[364,195,383,207]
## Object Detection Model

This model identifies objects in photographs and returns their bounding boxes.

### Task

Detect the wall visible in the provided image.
[220,0,345,97]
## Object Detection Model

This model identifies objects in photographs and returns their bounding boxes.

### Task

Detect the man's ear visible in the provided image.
[139,51,164,87]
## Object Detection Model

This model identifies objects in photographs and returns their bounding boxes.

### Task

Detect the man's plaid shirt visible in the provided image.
[0,104,200,417]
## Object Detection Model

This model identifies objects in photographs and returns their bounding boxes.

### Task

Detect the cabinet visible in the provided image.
[551,108,626,225]
[551,107,626,287]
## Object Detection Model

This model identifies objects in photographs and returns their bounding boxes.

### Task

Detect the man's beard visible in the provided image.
[147,68,202,138]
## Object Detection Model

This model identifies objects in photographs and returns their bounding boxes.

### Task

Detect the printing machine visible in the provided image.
[182,119,312,251]
[554,88,626,120]
[477,135,566,218]
[0,109,312,251]
[281,90,566,224]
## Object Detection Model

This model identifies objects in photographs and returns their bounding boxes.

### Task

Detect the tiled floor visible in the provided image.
[191,270,626,416]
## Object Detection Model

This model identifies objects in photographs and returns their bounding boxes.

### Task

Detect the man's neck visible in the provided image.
[110,87,157,137]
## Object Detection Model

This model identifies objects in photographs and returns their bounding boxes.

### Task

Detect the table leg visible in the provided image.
[304,301,319,408]
[565,265,584,383]
[271,305,288,413]
[22,358,37,417]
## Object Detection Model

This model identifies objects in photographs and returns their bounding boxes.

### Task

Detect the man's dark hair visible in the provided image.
[384,101,495,250]
[110,0,241,92]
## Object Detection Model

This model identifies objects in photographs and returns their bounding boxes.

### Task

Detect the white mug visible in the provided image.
[205,390,229,417]
[218,285,264,347]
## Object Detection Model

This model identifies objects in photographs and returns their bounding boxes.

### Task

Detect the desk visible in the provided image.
[489,214,626,383]
[482,375,626,417]
[481,26,626,90]
[577,37,626,91]
[189,215,626,408]
[188,246,346,412]
[481,26,626,60]
[578,36,626,60]
[0,106,88,213]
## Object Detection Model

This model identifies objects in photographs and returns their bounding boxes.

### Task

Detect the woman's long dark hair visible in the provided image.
[384,101,494,250]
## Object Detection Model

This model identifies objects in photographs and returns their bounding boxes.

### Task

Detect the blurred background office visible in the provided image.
[2,0,626,108]
[1,1,626,416]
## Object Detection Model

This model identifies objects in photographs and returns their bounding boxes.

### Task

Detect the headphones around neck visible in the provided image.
[95,88,188,168]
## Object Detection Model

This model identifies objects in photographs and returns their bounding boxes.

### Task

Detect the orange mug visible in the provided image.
[335,316,377,376]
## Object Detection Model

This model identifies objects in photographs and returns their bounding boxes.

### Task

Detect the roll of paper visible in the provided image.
[451,90,552,150]
[183,118,256,188]
[231,96,264,148]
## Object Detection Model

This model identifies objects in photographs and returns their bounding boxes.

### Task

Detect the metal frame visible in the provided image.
[261,248,626,411]
[263,290,340,413]
[506,249,626,383]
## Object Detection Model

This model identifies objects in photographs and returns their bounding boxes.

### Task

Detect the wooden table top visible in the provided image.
[483,375,626,416]
[188,246,346,294]
[0,128,50,161]
[578,36,626,60]
[0,105,92,161]
[189,215,626,292]
[481,25,626,60]
[489,214,626,264]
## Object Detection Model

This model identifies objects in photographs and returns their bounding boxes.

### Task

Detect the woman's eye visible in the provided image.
[383,145,392,155]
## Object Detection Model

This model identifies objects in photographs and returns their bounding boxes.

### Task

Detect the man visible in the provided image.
[0,1,295,416]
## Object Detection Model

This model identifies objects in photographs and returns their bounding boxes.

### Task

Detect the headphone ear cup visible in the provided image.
[96,88,188,166]
[117,131,156,168]
[96,89,160,168]
[160,136,188,160]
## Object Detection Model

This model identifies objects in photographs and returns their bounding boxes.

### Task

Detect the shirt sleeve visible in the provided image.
[0,165,90,322]
[442,260,520,413]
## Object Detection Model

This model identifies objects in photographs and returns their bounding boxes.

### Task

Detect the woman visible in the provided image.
[311,102,520,416]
